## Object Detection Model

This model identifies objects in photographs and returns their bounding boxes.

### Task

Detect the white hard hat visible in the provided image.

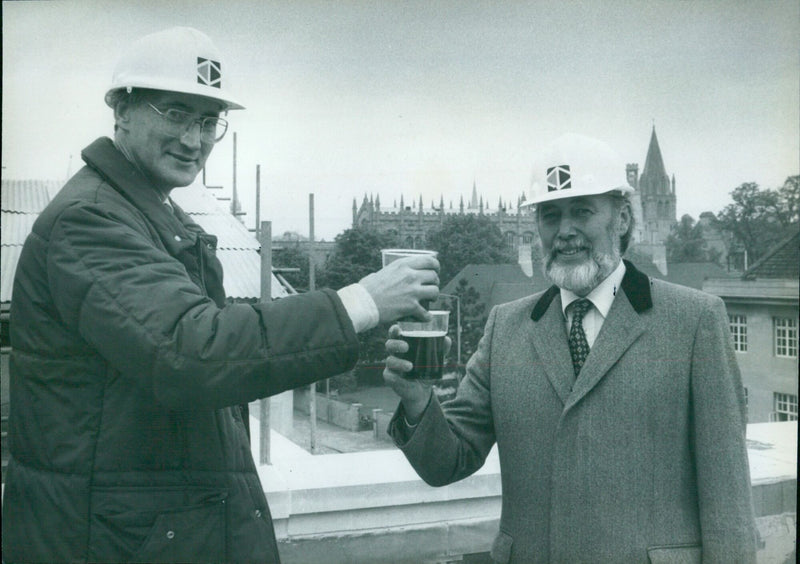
[105,27,244,110]
[524,133,633,206]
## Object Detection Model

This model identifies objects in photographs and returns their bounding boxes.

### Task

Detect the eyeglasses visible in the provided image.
[147,103,229,144]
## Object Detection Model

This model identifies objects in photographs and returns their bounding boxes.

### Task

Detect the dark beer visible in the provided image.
[399,329,447,382]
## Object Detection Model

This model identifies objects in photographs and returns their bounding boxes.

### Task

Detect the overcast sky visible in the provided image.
[3,0,798,240]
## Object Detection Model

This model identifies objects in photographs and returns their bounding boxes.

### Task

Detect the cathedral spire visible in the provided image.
[641,126,669,192]
[470,181,479,209]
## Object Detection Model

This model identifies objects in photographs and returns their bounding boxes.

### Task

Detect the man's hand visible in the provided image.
[383,324,452,423]
[359,255,440,323]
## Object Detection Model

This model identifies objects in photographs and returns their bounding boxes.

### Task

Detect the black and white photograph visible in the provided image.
[2,1,797,563]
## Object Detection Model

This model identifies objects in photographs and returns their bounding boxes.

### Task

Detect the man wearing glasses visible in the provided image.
[2,27,439,563]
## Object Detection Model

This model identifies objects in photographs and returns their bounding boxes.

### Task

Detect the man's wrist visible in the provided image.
[403,389,432,425]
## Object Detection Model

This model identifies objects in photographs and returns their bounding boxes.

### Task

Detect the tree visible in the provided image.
[777,175,800,226]
[317,227,397,291]
[450,277,487,363]
[272,242,310,292]
[317,228,399,386]
[716,181,798,266]
[665,214,720,263]
[426,214,514,286]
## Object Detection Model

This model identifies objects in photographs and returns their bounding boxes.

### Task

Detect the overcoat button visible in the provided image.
[166,530,175,539]
[174,235,181,242]
[255,509,262,518]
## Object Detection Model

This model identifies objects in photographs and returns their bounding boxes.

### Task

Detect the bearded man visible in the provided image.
[383,134,758,563]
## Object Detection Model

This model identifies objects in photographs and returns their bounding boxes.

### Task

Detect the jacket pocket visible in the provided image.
[89,486,227,563]
[490,530,513,563]
[647,544,702,564]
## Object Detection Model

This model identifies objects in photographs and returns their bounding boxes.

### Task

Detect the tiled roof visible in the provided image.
[1,178,288,303]
[744,229,800,280]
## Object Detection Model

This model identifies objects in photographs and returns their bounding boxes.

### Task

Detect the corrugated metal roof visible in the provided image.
[172,182,287,299]
[1,246,22,303]
[1,178,288,302]
[187,214,260,250]
[0,179,58,302]
[1,212,38,246]
[1,179,61,212]
[216,250,262,299]
[171,184,231,215]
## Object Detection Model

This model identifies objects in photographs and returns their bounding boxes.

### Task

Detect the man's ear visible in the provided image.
[113,99,134,132]
[616,202,632,235]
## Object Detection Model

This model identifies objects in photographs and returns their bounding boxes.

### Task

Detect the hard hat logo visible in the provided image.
[547,165,572,192]
[197,58,222,89]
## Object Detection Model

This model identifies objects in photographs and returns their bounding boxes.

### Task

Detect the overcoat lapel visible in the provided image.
[530,291,575,405]
[565,289,645,411]
[530,260,653,410]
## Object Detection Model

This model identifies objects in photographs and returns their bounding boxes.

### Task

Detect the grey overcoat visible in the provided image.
[390,261,757,564]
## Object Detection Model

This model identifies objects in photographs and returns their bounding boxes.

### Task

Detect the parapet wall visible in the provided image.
[253,419,796,564]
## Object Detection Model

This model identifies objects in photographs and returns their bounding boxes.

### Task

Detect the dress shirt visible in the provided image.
[336,283,380,333]
[560,260,626,348]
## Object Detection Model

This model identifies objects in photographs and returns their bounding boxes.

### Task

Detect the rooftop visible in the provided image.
[743,229,800,280]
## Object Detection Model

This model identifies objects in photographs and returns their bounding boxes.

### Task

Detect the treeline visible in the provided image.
[667,175,799,267]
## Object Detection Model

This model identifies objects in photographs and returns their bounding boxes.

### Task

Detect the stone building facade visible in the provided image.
[352,184,539,253]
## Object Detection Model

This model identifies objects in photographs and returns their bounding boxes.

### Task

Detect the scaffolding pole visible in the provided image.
[259,221,272,464]
[308,194,318,454]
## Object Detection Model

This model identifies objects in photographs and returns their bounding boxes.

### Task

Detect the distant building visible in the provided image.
[352,127,679,271]
[272,231,335,270]
[704,230,799,423]
[352,183,538,253]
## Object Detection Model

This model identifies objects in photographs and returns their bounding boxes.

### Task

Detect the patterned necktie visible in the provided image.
[568,298,592,378]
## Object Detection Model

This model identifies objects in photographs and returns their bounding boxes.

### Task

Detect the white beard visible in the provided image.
[542,228,621,296]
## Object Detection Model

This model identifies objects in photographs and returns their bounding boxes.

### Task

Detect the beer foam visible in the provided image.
[399,330,447,338]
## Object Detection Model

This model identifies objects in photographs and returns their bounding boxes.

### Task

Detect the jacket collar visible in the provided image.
[80,137,205,247]
[81,137,169,217]
[531,259,652,321]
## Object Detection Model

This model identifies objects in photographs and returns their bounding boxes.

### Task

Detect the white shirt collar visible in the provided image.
[561,260,626,319]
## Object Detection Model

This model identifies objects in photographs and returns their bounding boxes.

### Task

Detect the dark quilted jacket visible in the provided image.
[2,137,360,563]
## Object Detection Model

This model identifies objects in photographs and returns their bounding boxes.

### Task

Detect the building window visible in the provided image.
[729,314,747,352]
[773,317,798,358]
[505,231,517,251]
[773,393,798,421]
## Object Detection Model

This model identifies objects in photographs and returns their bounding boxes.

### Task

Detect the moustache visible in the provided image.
[550,238,591,257]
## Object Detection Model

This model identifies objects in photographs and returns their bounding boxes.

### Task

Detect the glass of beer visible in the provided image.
[397,310,450,384]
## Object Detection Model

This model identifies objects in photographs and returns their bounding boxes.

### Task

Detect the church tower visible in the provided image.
[638,126,676,246]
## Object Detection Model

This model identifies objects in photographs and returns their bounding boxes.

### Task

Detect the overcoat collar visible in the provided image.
[529,259,652,407]
[530,259,652,321]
